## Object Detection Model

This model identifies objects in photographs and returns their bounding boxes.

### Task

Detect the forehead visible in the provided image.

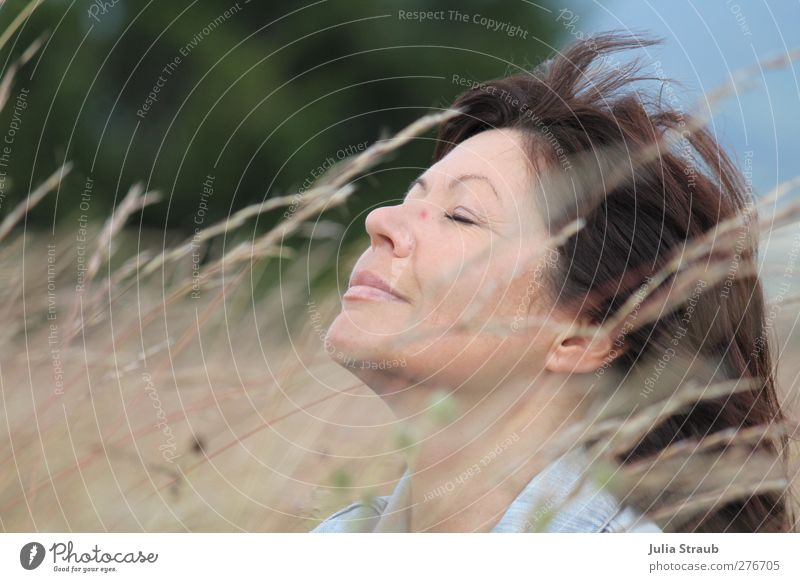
[430,128,533,200]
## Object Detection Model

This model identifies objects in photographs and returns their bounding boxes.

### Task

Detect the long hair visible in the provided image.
[432,32,794,532]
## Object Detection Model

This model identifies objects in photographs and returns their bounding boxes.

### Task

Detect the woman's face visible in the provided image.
[325,128,560,396]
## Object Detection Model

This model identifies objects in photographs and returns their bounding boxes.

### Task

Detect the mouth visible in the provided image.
[344,269,409,304]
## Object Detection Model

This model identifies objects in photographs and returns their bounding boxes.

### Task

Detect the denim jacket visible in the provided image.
[311,448,662,533]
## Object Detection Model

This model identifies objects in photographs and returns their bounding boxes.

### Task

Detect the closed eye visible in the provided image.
[444,208,479,225]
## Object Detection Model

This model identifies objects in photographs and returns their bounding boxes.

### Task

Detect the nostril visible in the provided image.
[370,232,394,253]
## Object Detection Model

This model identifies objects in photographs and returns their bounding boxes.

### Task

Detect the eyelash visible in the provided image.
[444,208,478,226]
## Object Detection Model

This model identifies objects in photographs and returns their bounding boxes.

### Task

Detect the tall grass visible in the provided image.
[0,4,798,532]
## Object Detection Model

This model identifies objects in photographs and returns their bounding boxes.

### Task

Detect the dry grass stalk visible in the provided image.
[0,163,72,242]
[0,8,798,530]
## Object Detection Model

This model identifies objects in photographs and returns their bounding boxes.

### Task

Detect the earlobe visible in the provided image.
[544,329,616,374]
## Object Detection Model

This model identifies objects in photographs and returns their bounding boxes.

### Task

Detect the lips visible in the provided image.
[345,269,409,303]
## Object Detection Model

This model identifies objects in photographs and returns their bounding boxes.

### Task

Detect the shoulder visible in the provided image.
[512,448,663,533]
[310,496,390,533]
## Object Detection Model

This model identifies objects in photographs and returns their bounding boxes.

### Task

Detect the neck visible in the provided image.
[370,372,587,532]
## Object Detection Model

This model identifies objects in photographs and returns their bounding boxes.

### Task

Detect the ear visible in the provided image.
[544,324,618,374]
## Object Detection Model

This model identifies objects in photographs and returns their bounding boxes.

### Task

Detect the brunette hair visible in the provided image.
[433,32,794,532]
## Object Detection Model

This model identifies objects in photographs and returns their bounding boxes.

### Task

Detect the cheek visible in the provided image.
[502,273,537,313]
[414,236,527,326]
[419,271,499,332]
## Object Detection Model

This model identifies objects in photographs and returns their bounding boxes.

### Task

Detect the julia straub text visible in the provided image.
[648,543,719,556]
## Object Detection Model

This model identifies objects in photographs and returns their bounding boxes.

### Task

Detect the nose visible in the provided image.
[364,204,414,258]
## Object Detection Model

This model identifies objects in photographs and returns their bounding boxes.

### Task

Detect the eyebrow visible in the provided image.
[408,173,500,201]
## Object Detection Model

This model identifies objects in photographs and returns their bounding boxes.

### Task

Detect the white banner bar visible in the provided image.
[2,533,799,580]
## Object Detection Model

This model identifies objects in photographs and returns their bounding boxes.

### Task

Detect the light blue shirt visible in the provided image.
[311,447,662,532]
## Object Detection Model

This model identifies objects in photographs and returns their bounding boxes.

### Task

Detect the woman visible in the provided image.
[313,32,793,533]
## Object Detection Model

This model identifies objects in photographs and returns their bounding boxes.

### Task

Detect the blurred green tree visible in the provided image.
[0,0,560,238]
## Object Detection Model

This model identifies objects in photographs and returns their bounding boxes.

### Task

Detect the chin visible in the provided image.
[329,303,405,339]
[325,314,384,362]
[324,315,411,373]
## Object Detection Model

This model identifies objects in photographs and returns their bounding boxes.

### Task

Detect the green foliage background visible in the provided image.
[0,0,562,303]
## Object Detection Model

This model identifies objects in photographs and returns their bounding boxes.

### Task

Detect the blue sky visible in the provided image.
[572,0,800,196]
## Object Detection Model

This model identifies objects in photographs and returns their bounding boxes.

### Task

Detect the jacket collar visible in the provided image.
[371,447,629,532]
